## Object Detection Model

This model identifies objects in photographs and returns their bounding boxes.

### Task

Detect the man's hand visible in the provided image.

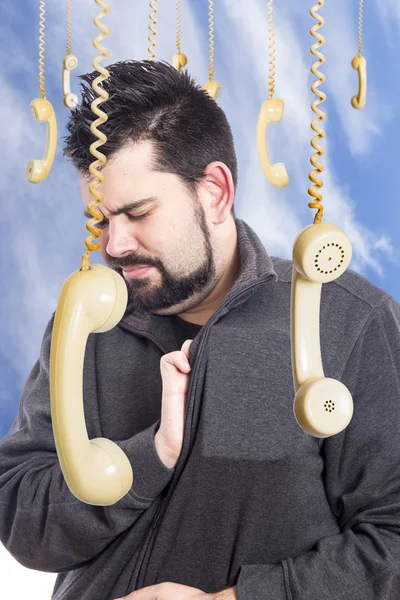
[113,581,208,600]
[113,582,237,600]
[155,339,194,468]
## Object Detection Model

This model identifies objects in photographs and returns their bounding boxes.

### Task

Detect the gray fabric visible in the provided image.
[167,314,202,349]
[1,217,400,600]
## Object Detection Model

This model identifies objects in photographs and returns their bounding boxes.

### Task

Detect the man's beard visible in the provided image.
[115,197,217,313]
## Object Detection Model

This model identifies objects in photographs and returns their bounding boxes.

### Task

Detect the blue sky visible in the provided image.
[0,0,399,591]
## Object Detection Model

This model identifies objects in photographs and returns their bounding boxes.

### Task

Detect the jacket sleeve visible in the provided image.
[236,294,400,600]
[0,312,174,573]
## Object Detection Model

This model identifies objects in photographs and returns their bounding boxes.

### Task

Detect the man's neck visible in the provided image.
[178,229,240,326]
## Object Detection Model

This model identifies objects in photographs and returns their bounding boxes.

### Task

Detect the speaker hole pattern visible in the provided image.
[314,243,345,273]
[324,399,335,412]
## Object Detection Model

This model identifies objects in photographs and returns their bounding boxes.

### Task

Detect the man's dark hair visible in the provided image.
[62,59,237,217]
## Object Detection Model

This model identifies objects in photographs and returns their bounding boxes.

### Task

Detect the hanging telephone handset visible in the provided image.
[203,80,220,100]
[50,263,132,505]
[63,54,79,108]
[49,0,134,506]
[291,1,354,438]
[291,223,354,438]
[172,53,187,71]
[26,97,57,184]
[256,98,290,188]
[351,55,366,109]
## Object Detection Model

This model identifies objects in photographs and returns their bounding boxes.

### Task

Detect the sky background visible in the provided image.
[1,0,399,596]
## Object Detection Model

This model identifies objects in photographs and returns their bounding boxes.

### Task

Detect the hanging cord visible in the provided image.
[357,0,364,56]
[172,0,187,72]
[308,0,326,225]
[176,0,181,54]
[148,0,158,61]
[267,0,276,99]
[66,0,72,55]
[38,0,46,99]
[81,0,111,271]
[207,0,215,82]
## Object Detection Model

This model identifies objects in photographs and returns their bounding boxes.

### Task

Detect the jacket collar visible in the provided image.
[118,217,278,352]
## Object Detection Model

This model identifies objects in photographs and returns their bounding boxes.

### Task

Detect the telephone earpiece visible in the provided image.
[256,98,289,188]
[26,97,57,184]
[351,55,367,109]
[172,52,187,71]
[50,263,133,505]
[291,222,354,438]
[63,53,79,108]
[203,80,221,100]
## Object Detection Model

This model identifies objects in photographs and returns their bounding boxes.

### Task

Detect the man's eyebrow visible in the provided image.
[83,197,157,219]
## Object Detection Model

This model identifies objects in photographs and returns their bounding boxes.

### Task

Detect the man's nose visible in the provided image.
[105,220,141,258]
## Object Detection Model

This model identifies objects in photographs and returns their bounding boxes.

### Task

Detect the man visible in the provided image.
[1,60,400,600]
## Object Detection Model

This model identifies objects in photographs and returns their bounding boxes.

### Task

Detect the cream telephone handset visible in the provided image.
[26,1,57,184]
[63,54,79,108]
[50,264,133,505]
[257,98,289,188]
[172,53,187,71]
[351,55,366,109]
[291,223,354,437]
[203,80,221,100]
[26,97,57,183]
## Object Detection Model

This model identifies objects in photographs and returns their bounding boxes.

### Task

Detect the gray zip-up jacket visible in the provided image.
[1,217,400,600]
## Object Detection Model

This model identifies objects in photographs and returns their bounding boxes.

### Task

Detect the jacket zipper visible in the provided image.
[126,274,276,591]
[151,502,163,529]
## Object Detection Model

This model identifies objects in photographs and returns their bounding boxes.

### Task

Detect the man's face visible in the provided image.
[79,140,218,314]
